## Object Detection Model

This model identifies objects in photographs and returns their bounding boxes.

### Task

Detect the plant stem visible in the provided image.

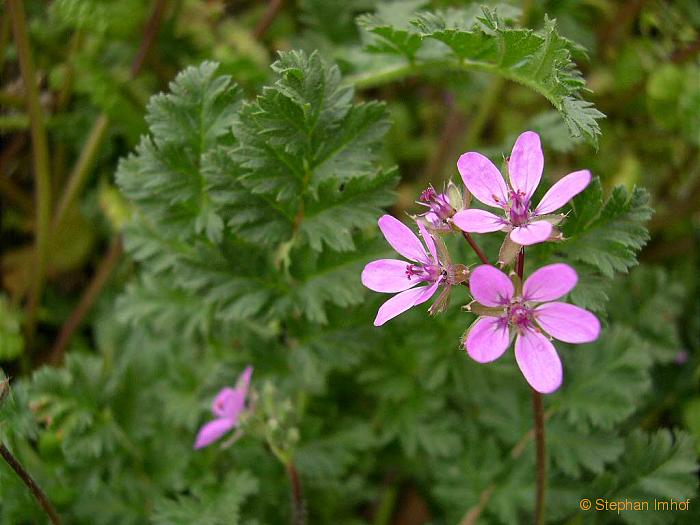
[129,0,168,77]
[531,390,546,525]
[516,249,546,525]
[7,0,52,348]
[53,0,166,233]
[48,238,124,364]
[0,444,62,525]
[286,461,306,525]
[460,231,490,265]
[347,59,560,111]
[253,0,285,40]
[52,114,110,230]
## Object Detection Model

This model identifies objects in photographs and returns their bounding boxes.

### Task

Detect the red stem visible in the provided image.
[0,443,62,525]
[460,231,490,265]
[516,249,546,525]
[286,462,306,525]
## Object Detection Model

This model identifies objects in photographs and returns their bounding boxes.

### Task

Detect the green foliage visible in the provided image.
[354,5,605,145]
[0,296,24,361]
[1,1,698,524]
[563,178,652,278]
[152,471,258,525]
[592,430,698,525]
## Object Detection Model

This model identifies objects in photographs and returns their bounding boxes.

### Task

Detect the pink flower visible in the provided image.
[453,131,591,246]
[194,366,253,449]
[417,187,455,230]
[361,215,443,326]
[464,264,600,394]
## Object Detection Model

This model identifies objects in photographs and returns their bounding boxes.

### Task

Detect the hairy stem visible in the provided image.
[0,444,61,524]
[460,231,490,265]
[516,249,546,525]
[286,461,306,525]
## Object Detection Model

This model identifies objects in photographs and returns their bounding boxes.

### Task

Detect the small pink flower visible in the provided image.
[361,215,443,326]
[194,366,253,449]
[417,187,454,231]
[453,131,591,246]
[464,264,600,394]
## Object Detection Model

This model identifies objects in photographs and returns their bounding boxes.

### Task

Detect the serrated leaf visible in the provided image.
[558,327,652,430]
[561,179,653,278]
[592,430,698,525]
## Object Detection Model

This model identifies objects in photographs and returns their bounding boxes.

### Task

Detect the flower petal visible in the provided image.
[514,329,563,394]
[457,152,509,208]
[469,265,514,307]
[417,221,438,262]
[509,221,553,246]
[194,418,236,449]
[236,366,253,395]
[374,281,440,326]
[362,259,416,293]
[523,263,578,302]
[534,169,591,215]
[464,316,510,363]
[534,302,600,343]
[378,215,428,263]
[453,209,507,233]
[508,131,543,201]
[211,387,237,417]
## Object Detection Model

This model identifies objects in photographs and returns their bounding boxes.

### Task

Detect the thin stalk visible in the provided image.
[48,238,124,364]
[253,0,285,40]
[286,461,306,525]
[460,231,490,265]
[531,391,546,525]
[346,59,560,112]
[0,444,61,524]
[7,0,52,346]
[0,10,10,73]
[516,249,546,525]
[51,114,110,230]
[53,0,166,232]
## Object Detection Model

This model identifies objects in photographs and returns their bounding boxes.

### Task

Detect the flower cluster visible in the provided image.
[361,131,600,393]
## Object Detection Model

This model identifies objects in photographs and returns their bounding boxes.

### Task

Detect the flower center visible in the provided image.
[508,190,530,226]
[405,263,440,283]
[507,300,534,331]
[419,187,455,223]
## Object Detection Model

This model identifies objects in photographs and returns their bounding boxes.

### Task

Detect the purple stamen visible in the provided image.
[507,301,534,331]
[508,190,530,226]
[419,186,455,223]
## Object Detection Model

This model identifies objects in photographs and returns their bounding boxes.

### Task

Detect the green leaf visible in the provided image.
[228,50,394,252]
[152,471,258,525]
[351,6,605,146]
[117,62,241,242]
[561,178,653,278]
[358,0,428,61]
[547,420,624,478]
[558,327,652,430]
[592,430,698,525]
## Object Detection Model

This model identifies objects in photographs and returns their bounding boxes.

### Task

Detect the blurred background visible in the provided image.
[0,0,699,523]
